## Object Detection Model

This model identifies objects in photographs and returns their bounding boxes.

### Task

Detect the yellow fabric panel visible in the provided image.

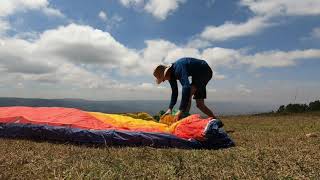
[158,115,184,133]
[167,120,183,134]
[89,112,169,133]
[123,112,156,121]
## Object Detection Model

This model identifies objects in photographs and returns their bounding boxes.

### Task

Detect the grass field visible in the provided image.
[1,112,320,179]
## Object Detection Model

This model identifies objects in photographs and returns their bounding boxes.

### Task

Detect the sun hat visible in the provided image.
[153,64,172,84]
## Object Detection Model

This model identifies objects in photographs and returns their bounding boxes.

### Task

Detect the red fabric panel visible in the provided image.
[172,114,210,141]
[0,106,113,130]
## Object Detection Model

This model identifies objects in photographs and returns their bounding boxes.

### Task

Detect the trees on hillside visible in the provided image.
[309,100,320,111]
[277,100,320,113]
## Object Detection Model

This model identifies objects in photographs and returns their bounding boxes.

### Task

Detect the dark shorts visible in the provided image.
[191,66,213,100]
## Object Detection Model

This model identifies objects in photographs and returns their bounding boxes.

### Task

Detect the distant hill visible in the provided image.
[0,97,276,115]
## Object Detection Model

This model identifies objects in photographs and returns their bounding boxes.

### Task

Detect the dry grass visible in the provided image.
[1,112,320,179]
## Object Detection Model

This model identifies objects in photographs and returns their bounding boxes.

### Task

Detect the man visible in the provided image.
[153,57,217,121]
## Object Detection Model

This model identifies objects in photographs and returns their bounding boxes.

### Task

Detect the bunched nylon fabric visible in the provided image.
[0,106,235,149]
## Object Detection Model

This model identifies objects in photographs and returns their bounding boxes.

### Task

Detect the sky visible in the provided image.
[0,0,320,105]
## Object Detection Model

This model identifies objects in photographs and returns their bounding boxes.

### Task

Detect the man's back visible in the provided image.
[172,57,209,78]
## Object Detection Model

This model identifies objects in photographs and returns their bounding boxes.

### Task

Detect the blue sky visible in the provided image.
[0,0,320,105]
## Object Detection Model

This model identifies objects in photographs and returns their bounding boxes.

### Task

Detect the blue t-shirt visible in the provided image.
[168,57,211,111]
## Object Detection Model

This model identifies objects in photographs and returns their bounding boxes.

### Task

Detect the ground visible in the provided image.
[1,112,320,179]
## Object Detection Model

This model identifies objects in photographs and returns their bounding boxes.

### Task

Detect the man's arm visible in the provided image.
[178,69,191,112]
[169,79,178,109]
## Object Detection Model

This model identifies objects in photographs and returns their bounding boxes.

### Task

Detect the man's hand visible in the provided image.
[164,108,172,115]
[174,110,183,121]
[161,109,172,119]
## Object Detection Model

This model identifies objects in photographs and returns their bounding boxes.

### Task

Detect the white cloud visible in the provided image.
[137,39,227,81]
[0,38,58,74]
[0,0,64,17]
[111,14,123,22]
[13,31,39,41]
[166,48,201,62]
[42,7,65,18]
[196,0,320,43]
[206,0,216,8]
[136,83,155,90]
[214,74,226,80]
[311,27,320,39]
[54,63,113,89]
[0,23,142,90]
[2,23,319,94]
[201,47,243,68]
[186,38,211,49]
[0,0,47,17]
[240,0,320,17]
[139,39,177,72]
[1,13,320,102]
[200,16,271,42]
[19,62,112,89]
[98,11,123,30]
[144,0,186,20]
[0,20,10,35]
[36,24,139,71]
[0,0,65,35]
[118,0,186,20]
[0,23,158,91]
[133,83,169,92]
[203,47,320,69]
[99,11,108,21]
[241,49,320,68]
[207,88,217,93]
[139,39,203,75]
[119,0,145,8]
[139,39,320,78]
[236,84,252,95]
[106,14,123,30]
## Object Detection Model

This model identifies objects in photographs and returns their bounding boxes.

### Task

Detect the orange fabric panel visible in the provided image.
[171,114,211,141]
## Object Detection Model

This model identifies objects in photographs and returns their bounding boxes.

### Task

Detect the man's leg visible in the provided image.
[196,99,217,119]
[186,85,197,113]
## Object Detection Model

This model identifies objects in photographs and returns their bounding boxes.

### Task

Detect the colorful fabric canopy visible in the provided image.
[0,106,234,149]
